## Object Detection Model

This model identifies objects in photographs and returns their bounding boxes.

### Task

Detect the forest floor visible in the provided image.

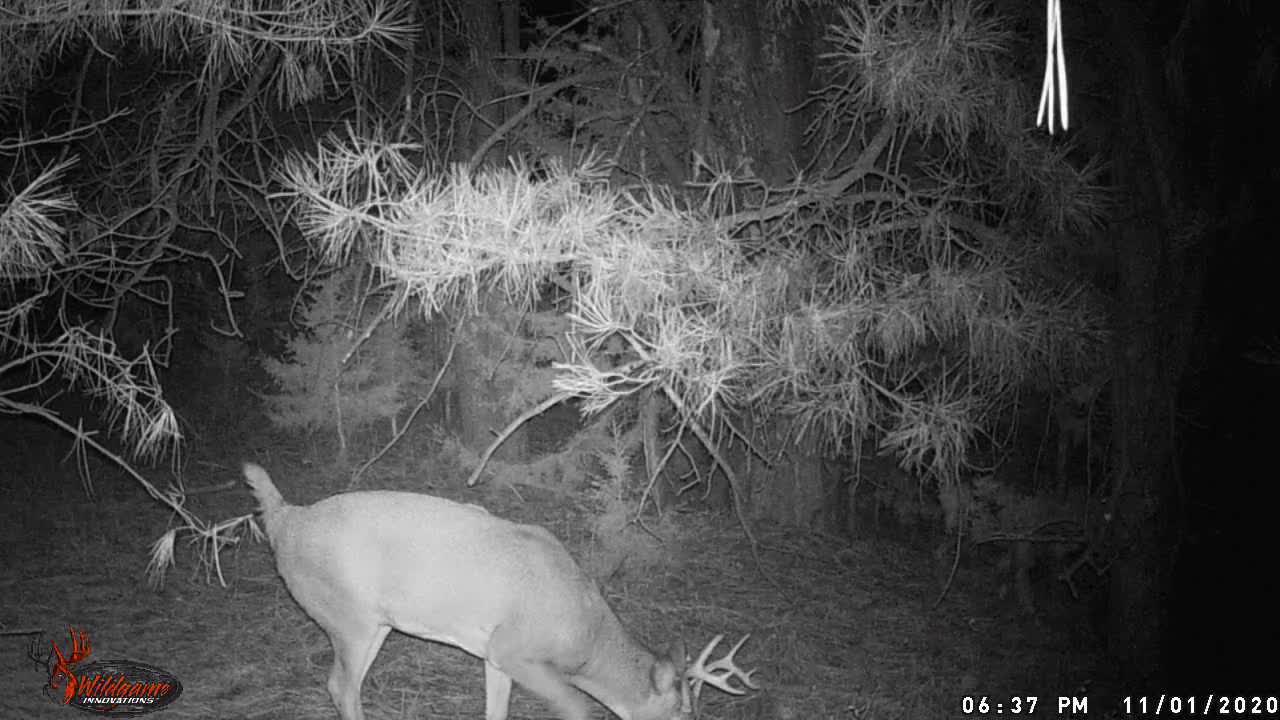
[0,415,1113,719]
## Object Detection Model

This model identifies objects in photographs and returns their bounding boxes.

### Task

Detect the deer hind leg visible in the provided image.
[319,615,391,720]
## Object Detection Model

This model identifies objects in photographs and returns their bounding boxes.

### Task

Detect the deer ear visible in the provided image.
[651,651,681,691]
[650,639,686,691]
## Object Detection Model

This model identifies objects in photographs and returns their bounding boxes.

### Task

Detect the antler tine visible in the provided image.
[686,633,759,702]
[709,634,758,690]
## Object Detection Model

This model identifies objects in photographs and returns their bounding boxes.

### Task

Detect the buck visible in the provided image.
[243,463,756,720]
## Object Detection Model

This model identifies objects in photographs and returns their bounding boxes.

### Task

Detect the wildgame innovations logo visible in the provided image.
[32,627,183,715]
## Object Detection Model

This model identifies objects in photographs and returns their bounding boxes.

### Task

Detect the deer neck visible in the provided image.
[570,612,660,719]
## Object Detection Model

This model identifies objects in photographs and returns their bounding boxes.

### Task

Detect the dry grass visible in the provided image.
[0,429,1107,719]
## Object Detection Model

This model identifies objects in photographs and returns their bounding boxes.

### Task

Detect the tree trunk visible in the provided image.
[450,301,529,463]
[713,0,818,181]
[460,0,505,147]
[1101,0,1203,679]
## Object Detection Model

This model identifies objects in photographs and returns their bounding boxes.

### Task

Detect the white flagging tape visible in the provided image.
[1036,0,1070,134]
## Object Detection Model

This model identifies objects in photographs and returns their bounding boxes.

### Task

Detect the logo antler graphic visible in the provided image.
[35,628,93,704]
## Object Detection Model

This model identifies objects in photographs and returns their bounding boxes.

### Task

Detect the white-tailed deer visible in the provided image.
[243,463,756,720]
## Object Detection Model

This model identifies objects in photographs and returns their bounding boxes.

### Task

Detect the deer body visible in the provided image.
[243,463,688,720]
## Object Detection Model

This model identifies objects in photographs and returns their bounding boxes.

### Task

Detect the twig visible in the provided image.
[466,69,614,173]
[0,110,132,152]
[932,513,966,610]
[637,415,688,516]
[657,384,788,599]
[349,327,460,489]
[465,390,575,487]
[720,119,897,229]
[340,286,405,366]
[181,480,237,496]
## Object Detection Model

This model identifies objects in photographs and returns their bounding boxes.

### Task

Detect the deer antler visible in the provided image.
[685,634,759,705]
